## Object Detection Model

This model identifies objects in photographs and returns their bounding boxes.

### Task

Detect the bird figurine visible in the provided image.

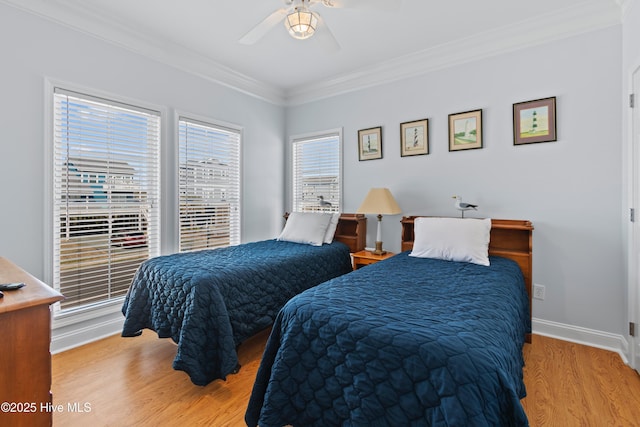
[452,195,478,218]
[318,195,332,207]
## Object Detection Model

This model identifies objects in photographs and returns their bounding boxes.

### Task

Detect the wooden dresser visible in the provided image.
[0,257,64,427]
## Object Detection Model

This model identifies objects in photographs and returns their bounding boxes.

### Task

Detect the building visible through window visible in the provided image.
[52,88,160,312]
[292,130,342,213]
[178,117,241,252]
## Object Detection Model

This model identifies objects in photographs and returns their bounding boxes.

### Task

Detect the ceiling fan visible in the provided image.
[239,0,401,50]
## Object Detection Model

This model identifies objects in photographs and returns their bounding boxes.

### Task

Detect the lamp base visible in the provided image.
[371,241,386,255]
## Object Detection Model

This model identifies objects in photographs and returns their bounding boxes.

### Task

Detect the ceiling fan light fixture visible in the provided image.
[285,7,318,40]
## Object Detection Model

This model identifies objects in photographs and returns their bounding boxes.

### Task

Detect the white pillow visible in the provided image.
[323,213,340,244]
[409,217,491,266]
[277,212,333,246]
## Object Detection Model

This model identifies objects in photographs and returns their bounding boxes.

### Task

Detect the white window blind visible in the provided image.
[178,117,241,252]
[292,131,341,213]
[52,88,160,313]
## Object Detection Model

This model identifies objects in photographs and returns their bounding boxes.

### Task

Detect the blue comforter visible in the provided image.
[246,252,531,426]
[121,240,352,386]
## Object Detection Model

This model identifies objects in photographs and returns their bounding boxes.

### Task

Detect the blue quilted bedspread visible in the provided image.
[246,252,531,426]
[121,240,352,386]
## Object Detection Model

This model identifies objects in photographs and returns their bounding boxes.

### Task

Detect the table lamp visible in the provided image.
[356,188,401,255]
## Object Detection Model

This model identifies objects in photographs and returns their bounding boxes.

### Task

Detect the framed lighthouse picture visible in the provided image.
[513,96,557,145]
[400,118,429,157]
[448,109,483,151]
[358,126,383,161]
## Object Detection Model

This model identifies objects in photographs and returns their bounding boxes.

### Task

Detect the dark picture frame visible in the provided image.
[513,96,557,145]
[358,126,383,161]
[448,109,483,151]
[400,119,429,157]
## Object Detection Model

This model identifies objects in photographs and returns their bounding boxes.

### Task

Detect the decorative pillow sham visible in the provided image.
[277,212,333,246]
[409,217,491,266]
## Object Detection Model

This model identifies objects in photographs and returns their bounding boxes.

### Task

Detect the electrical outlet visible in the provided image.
[533,284,545,300]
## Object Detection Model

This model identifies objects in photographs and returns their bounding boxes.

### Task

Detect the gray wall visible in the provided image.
[0,3,285,350]
[0,0,632,353]
[0,3,285,280]
[286,26,625,338]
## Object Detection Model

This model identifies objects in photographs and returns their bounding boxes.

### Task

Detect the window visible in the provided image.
[52,88,160,313]
[178,116,241,252]
[292,130,342,213]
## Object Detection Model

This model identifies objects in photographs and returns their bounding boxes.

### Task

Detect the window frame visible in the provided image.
[176,112,242,253]
[45,79,164,322]
[290,128,343,214]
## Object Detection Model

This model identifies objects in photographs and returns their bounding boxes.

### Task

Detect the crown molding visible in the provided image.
[285,0,623,105]
[0,0,287,105]
[1,0,622,107]
[617,0,636,20]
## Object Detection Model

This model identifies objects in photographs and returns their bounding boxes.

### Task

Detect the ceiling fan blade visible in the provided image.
[239,8,289,45]
[314,13,341,52]
[318,0,402,10]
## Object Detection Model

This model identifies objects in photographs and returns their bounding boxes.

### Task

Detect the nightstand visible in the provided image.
[351,250,395,270]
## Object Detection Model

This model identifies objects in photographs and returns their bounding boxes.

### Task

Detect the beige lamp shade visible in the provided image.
[356,188,401,255]
[356,188,401,215]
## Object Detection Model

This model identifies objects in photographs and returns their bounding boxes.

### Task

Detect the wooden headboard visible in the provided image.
[283,213,367,253]
[400,216,534,343]
[334,213,367,253]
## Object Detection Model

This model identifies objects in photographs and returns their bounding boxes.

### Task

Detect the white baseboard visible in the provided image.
[532,317,630,364]
[50,314,631,366]
[51,316,124,354]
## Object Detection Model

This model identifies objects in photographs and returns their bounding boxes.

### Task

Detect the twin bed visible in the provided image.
[245,216,533,426]
[121,213,366,385]
[121,213,533,425]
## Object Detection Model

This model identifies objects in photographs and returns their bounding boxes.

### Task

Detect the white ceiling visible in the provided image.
[2,0,624,104]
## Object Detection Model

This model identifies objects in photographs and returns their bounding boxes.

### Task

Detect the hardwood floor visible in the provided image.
[521,335,640,426]
[51,333,640,426]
